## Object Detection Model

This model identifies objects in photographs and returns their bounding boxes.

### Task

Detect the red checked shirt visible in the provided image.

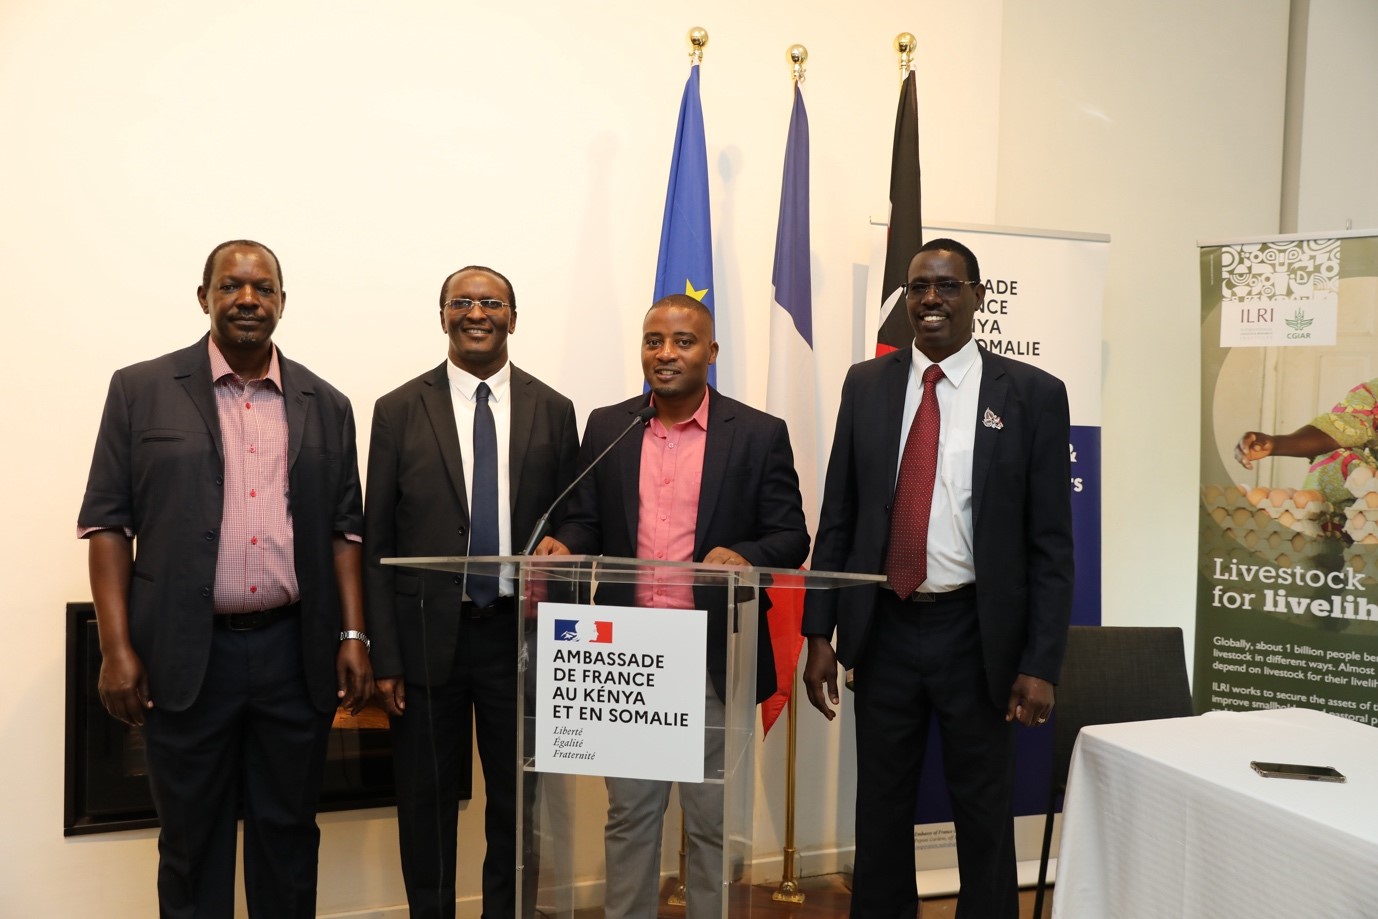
[634,391,709,609]
[208,340,299,613]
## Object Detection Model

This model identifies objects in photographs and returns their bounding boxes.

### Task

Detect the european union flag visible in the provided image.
[654,63,715,386]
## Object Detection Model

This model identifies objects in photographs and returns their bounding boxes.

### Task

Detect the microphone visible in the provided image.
[519,404,657,555]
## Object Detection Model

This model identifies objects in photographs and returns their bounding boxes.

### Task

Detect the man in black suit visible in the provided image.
[365,265,579,919]
[541,294,809,919]
[803,238,1074,918]
[78,239,373,918]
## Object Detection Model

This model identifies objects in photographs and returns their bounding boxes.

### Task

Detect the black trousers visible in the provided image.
[851,589,1018,919]
[391,611,537,919]
[142,617,333,919]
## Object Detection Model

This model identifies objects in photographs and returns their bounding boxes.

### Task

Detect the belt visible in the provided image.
[462,595,516,620]
[213,601,301,631]
[891,583,976,604]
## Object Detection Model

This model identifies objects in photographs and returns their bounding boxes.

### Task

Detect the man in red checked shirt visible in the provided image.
[77,240,373,919]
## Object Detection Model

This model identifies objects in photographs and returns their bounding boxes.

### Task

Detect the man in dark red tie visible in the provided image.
[802,238,1074,918]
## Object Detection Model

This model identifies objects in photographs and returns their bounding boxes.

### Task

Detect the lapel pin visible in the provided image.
[982,408,1004,430]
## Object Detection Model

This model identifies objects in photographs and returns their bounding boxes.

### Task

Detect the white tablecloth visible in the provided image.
[1052,707,1378,918]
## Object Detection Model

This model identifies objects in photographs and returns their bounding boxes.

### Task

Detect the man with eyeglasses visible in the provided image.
[364,265,579,918]
[802,238,1074,917]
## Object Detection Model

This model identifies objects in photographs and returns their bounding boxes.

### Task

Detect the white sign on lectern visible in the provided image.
[534,601,707,782]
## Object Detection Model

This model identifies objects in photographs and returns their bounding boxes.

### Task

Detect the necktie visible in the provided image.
[468,381,499,607]
[884,364,944,598]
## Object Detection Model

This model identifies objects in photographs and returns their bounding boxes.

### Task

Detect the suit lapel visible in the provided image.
[508,365,535,510]
[694,391,734,560]
[421,362,471,518]
[279,351,313,472]
[174,339,223,459]
[971,349,1008,526]
[619,399,650,545]
[880,352,910,500]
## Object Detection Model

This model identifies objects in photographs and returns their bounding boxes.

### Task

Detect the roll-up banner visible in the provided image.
[1199,231,1378,725]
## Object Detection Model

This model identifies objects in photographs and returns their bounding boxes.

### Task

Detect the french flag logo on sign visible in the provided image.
[553,619,613,643]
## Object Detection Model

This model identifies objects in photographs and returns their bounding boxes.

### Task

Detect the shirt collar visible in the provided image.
[648,389,711,436]
[208,337,282,390]
[447,358,511,403]
[911,337,980,388]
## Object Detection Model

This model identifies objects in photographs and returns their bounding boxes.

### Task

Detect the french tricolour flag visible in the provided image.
[762,83,816,736]
[553,620,613,643]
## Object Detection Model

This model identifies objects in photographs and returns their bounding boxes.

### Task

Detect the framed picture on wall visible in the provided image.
[62,602,456,836]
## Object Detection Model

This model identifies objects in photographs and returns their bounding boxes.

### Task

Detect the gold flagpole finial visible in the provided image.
[788,44,808,84]
[895,32,917,80]
[688,27,709,64]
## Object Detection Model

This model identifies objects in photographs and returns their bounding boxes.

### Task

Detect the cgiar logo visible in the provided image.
[1285,306,1314,339]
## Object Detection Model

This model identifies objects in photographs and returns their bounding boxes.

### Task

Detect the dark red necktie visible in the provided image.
[885,364,944,598]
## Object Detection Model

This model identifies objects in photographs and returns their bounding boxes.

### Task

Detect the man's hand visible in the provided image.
[375,677,406,717]
[1006,673,1054,727]
[703,546,749,566]
[336,640,374,715]
[1234,431,1273,470]
[98,645,152,726]
[533,536,570,556]
[802,635,841,721]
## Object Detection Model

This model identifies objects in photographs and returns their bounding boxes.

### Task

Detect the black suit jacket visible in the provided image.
[553,389,810,703]
[78,335,364,713]
[364,362,579,684]
[802,347,1074,706]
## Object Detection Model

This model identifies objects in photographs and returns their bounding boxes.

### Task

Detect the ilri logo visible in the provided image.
[554,619,613,643]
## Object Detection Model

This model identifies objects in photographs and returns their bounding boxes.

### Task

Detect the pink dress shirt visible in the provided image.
[634,392,710,609]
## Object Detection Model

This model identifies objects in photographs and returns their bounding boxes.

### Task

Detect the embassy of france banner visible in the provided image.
[534,602,708,782]
[1198,232,1378,724]
[866,222,1107,868]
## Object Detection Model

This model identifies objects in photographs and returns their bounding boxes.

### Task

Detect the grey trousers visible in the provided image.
[602,674,726,919]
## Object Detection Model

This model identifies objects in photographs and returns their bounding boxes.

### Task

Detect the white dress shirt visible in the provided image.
[447,359,514,597]
[896,337,982,592]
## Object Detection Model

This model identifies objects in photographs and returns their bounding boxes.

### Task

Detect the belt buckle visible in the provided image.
[911,591,937,603]
[224,613,256,631]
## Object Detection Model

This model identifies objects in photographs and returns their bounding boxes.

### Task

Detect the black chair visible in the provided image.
[1032,626,1194,917]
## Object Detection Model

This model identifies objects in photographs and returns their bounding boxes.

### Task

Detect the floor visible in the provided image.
[563,874,1054,917]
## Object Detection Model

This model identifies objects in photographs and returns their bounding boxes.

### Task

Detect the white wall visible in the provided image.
[1295,0,1378,232]
[0,0,1340,914]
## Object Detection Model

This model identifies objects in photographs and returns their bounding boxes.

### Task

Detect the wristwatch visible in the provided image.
[339,629,371,653]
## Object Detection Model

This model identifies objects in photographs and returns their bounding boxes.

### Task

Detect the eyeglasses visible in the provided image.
[444,298,510,313]
[904,280,979,300]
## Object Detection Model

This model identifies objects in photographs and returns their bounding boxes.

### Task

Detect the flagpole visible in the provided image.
[770,41,810,908]
[664,29,705,909]
[895,31,916,81]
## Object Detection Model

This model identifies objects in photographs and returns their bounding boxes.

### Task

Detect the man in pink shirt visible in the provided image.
[542,294,809,919]
[78,240,372,918]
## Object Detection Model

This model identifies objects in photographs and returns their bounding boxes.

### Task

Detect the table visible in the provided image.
[1052,706,1378,918]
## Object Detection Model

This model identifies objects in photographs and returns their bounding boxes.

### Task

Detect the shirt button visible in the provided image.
[663,478,671,485]
[656,551,665,559]
[249,489,257,498]
[249,445,256,453]
[250,537,258,545]
[249,585,257,593]
[245,403,252,410]
[668,442,676,449]
[660,514,668,521]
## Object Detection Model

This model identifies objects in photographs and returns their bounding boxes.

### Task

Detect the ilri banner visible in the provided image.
[1198,232,1378,724]
[867,222,1106,869]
